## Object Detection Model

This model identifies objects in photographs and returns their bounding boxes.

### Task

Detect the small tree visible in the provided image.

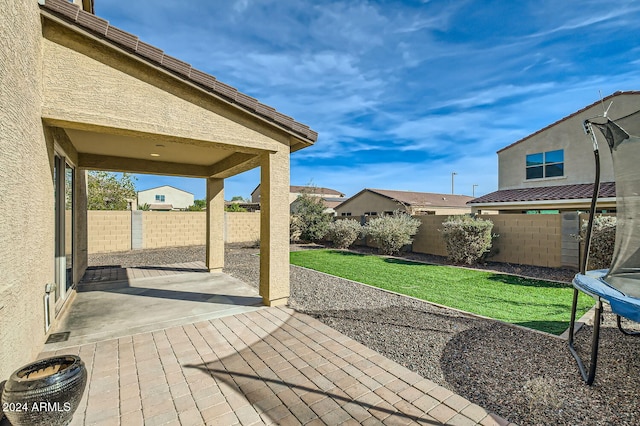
[187,199,207,211]
[581,215,616,270]
[440,215,495,265]
[364,211,421,255]
[88,171,136,210]
[290,192,331,243]
[225,203,247,212]
[326,219,363,249]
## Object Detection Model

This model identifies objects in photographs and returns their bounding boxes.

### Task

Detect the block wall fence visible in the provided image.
[87,211,582,269]
[88,211,260,254]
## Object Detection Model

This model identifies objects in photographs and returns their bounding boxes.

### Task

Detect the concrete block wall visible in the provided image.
[143,212,206,249]
[489,215,563,268]
[225,212,261,243]
[394,214,564,268]
[87,211,131,254]
[411,216,449,257]
[88,211,261,253]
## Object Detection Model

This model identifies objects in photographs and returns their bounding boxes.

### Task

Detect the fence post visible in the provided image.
[131,210,143,250]
[561,212,580,270]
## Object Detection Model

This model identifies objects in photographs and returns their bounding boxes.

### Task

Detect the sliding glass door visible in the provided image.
[54,155,74,309]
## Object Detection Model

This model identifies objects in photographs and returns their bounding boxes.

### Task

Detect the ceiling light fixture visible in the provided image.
[150,153,160,157]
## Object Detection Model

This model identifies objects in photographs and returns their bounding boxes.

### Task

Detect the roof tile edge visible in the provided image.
[38,0,317,143]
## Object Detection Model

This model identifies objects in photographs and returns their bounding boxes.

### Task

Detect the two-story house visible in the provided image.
[137,185,195,210]
[470,91,640,214]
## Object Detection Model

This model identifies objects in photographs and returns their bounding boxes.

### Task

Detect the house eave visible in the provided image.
[38,4,317,148]
[470,197,617,210]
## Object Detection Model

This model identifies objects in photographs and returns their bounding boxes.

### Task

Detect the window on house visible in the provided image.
[341,212,352,216]
[384,211,395,216]
[155,194,165,202]
[526,149,564,179]
[364,212,377,216]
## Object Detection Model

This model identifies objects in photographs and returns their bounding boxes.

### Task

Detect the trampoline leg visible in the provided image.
[616,315,640,336]
[568,292,602,385]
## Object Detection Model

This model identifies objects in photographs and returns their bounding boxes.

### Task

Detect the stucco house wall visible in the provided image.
[498,93,640,191]
[336,190,473,217]
[138,185,195,210]
[0,0,54,380]
[335,191,403,216]
[1,0,316,381]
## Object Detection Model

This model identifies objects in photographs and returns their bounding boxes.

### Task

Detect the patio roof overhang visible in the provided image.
[38,0,315,306]
[39,2,316,179]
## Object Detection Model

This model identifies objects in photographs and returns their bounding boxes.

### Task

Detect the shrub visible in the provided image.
[290,215,302,243]
[326,219,363,249]
[290,193,331,243]
[441,215,495,265]
[364,211,421,255]
[581,215,616,270]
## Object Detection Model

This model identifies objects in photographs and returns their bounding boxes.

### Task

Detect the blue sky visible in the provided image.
[94,0,640,201]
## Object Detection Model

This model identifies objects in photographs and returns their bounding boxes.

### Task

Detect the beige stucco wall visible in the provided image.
[138,186,195,210]
[0,0,51,380]
[41,22,289,155]
[335,192,405,216]
[498,93,640,190]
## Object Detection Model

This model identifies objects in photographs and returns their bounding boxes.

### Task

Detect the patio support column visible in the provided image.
[206,177,224,272]
[259,148,290,306]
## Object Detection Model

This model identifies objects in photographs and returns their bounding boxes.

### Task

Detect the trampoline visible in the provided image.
[568,108,640,385]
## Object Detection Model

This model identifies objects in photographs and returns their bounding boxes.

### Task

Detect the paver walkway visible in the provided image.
[38,307,513,425]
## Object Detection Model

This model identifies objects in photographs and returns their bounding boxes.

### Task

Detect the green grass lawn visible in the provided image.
[290,249,593,335]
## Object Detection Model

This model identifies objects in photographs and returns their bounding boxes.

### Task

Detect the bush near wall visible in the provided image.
[581,215,616,270]
[440,215,495,265]
[364,212,421,255]
[326,219,363,249]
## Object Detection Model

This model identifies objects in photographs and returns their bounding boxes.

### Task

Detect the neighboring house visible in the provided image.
[335,189,474,217]
[252,185,345,204]
[469,91,640,214]
[1,0,316,380]
[290,196,348,216]
[137,185,194,210]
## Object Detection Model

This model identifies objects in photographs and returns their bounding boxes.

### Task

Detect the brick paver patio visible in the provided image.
[38,307,514,425]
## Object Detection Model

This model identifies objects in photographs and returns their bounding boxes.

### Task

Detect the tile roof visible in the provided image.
[148,203,174,210]
[38,0,317,143]
[364,189,474,207]
[468,182,616,204]
[497,91,640,154]
[289,186,345,197]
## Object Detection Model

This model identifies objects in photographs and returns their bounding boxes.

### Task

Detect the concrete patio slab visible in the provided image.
[36,307,514,425]
[45,263,264,350]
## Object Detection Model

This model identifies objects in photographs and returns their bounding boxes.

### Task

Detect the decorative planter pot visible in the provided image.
[1,355,87,426]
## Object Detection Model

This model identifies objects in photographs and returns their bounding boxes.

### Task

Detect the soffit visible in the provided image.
[65,129,233,166]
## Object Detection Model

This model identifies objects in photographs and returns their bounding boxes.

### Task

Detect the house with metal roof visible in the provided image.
[335,189,474,217]
[469,91,640,214]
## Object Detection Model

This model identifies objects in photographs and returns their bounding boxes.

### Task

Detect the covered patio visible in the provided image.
[38,0,318,315]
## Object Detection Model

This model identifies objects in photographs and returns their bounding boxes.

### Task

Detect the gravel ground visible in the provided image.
[89,244,640,426]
